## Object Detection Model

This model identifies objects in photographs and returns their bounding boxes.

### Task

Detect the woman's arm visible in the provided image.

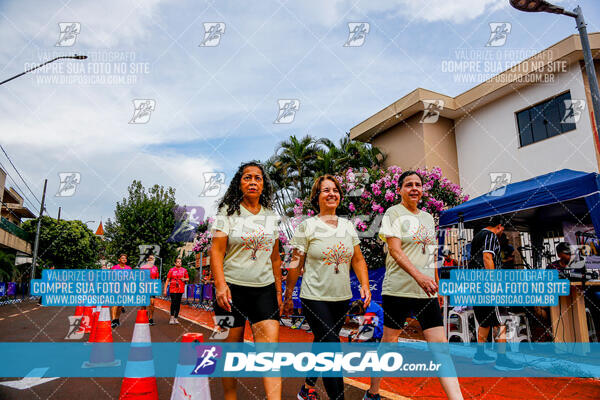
[351,245,371,307]
[283,248,305,315]
[270,239,283,313]
[386,236,438,296]
[210,230,231,311]
[163,270,170,296]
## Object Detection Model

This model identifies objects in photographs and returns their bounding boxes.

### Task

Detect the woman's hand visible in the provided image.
[282,296,294,316]
[215,282,232,312]
[415,272,438,297]
[360,284,372,308]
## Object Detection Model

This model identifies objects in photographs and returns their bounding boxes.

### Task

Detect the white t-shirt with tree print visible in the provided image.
[290,216,360,301]
[212,204,279,287]
[379,203,437,299]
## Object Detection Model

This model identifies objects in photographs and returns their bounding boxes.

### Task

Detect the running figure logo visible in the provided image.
[129,99,156,124]
[56,23,81,47]
[191,345,222,375]
[561,99,586,124]
[344,23,370,47]
[210,315,235,339]
[486,22,511,47]
[65,316,85,340]
[199,23,226,47]
[56,172,81,197]
[420,100,444,123]
[199,172,226,197]
[274,99,300,124]
[489,172,511,196]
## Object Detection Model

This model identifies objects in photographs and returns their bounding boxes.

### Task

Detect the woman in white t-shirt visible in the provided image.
[284,174,371,400]
[363,171,463,400]
[210,161,283,400]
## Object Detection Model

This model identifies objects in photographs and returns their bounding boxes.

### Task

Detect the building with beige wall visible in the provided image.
[0,167,34,256]
[350,33,600,198]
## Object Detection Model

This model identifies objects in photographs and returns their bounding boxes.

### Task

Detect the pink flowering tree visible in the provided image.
[292,166,468,269]
[192,217,214,255]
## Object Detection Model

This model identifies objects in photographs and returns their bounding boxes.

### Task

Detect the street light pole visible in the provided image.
[0,54,87,86]
[573,6,600,139]
[509,1,600,141]
[30,179,47,283]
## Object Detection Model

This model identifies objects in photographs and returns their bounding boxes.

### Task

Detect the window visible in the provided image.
[516,91,577,147]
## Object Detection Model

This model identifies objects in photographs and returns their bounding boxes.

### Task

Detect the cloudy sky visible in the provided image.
[1,0,598,229]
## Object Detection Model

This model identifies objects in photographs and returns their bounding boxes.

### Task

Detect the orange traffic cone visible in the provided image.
[82,307,121,368]
[170,333,211,400]
[87,306,101,344]
[119,310,158,400]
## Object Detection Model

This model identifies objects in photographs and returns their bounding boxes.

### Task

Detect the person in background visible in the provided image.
[348,299,383,343]
[442,249,458,267]
[546,242,571,276]
[469,217,521,370]
[163,257,189,324]
[111,254,131,328]
[140,254,160,325]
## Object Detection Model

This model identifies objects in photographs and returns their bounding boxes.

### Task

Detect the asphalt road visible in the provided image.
[0,300,368,400]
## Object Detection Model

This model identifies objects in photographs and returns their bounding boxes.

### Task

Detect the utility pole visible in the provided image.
[57,207,61,222]
[30,179,47,283]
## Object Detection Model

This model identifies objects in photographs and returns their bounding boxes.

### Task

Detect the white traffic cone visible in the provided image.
[170,333,211,400]
[119,309,158,399]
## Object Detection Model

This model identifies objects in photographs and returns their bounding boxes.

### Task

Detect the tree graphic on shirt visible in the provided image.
[241,228,273,260]
[322,243,352,274]
[413,224,434,254]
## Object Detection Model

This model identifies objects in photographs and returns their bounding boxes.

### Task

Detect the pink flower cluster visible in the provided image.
[292,165,468,221]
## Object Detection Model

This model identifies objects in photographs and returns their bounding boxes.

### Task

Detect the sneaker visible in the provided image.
[494,355,523,371]
[363,390,381,400]
[168,316,175,325]
[473,351,495,365]
[148,319,155,326]
[297,385,319,400]
[111,319,120,329]
[173,318,179,324]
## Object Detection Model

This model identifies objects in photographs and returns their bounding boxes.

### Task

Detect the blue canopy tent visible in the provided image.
[439,169,600,236]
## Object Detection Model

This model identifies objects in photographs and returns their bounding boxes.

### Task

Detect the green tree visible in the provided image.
[103,180,183,277]
[22,217,102,272]
[274,135,320,199]
[0,250,16,281]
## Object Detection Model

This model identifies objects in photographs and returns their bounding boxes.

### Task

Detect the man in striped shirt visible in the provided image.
[469,216,520,370]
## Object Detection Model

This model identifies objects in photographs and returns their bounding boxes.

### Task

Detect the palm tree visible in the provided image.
[274,135,320,199]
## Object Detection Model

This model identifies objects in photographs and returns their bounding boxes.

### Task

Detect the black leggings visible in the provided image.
[301,298,349,400]
[170,293,183,317]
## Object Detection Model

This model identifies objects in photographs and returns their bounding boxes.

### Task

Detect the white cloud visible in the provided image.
[286,0,508,27]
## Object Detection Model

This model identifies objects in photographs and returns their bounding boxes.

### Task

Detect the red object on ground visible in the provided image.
[81,306,93,334]
[87,308,100,342]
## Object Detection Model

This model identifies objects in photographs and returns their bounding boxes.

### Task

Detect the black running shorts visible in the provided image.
[213,282,279,328]
[382,295,443,331]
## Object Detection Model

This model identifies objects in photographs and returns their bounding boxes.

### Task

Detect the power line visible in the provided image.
[0,145,42,207]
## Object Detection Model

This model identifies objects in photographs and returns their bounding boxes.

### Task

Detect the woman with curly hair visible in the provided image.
[210,161,283,400]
